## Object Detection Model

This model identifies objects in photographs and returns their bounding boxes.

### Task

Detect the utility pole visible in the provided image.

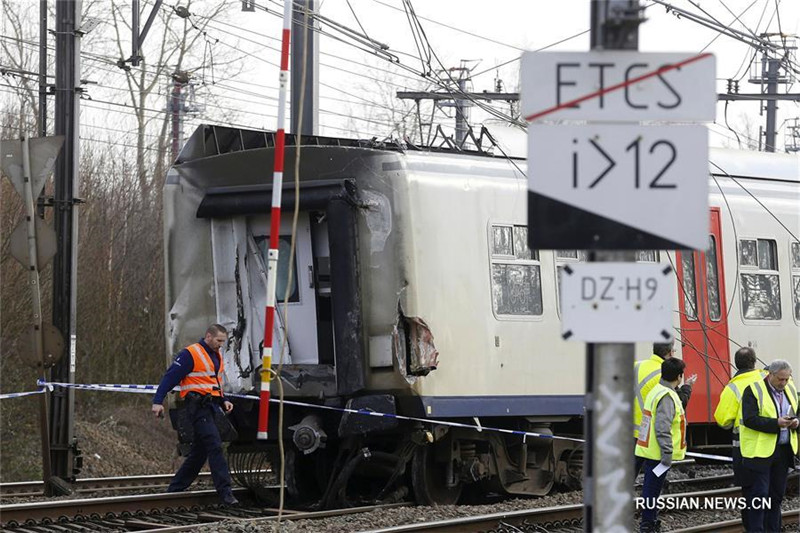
[447,62,473,146]
[291,0,319,136]
[38,0,47,137]
[585,2,640,532]
[785,118,800,153]
[170,71,190,162]
[396,61,477,148]
[51,0,82,485]
[748,35,797,152]
[763,58,779,152]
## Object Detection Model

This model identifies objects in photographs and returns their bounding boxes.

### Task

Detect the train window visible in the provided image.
[740,238,780,320]
[513,226,532,260]
[740,240,758,267]
[793,275,800,322]
[757,240,777,270]
[706,236,721,321]
[492,226,514,257]
[791,242,800,322]
[681,253,698,321]
[255,236,299,303]
[556,250,587,260]
[636,250,659,262]
[490,224,542,317]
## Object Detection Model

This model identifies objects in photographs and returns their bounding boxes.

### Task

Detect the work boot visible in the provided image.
[639,520,656,533]
[221,492,239,507]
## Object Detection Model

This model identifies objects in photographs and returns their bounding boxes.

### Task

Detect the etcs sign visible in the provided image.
[521,52,716,122]
[521,51,715,250]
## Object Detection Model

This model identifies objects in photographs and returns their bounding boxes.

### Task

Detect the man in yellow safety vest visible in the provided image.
[740,359,798,532]
[634,341,695,476]
[635,357,688,533]
[713,347,766,484]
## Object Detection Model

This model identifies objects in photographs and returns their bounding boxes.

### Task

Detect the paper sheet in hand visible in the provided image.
[652,462,670,478]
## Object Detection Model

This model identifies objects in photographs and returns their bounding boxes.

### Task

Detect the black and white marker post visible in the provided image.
[584,4,639,531]
[521,0,715,530]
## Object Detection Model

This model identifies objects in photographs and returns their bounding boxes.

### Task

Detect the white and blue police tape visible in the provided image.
[0,389,46,400]
[15,381,731,462]
[38,380,168,394]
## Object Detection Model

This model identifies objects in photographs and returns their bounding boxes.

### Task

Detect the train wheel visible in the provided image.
[411,444,462,505]
[286,448,327,502]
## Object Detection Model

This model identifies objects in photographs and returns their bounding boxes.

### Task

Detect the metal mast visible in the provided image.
[585,2,640,531]
[291,0,319,135]
[50,0,82,484]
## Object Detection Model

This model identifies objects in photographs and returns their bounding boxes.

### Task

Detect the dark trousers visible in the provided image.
[168,402,232,497]
[634,438,645,477]
[731,444,743,485]
[731,445,745,524]
[741,444,793,533]
[640,458,668,532]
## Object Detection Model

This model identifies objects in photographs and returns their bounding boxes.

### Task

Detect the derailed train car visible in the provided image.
[164,124,800,505]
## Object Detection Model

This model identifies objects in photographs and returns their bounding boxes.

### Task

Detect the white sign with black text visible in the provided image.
[528,124,708,250]
[521,51,716,122]
[560,263,673,343]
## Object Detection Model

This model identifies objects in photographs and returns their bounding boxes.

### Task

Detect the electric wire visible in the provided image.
[711,161,800,243]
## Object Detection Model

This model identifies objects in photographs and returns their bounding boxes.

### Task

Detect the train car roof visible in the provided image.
[708,147,799,182]
[176,124,799,183]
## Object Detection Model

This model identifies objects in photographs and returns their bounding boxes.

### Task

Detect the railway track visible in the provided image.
[0,487,252,529]
[0,491,406,533]
[0,472,214,498]
[359,487,796,533]
[670,509,799,532]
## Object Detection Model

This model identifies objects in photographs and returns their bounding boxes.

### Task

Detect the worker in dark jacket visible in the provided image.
[634,341,695,476]
[152,324,238,506]
[713,347,766,483]
[740,359,798,532]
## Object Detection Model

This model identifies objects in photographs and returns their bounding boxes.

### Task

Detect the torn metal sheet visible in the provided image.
[393,313,439,384]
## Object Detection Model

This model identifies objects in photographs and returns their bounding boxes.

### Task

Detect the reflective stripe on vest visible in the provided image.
[179,343,224,398]
[729,382,741,401]
[633,355,662,438]
[635,384,687,461]
[713,369,766,437]
[740,379,799,459]
[727,383,742,435]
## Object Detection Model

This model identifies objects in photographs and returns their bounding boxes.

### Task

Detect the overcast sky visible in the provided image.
[4,0,797,154]
[222,0,800,153]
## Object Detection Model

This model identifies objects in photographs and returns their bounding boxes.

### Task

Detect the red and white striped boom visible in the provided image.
[257,0,293,440]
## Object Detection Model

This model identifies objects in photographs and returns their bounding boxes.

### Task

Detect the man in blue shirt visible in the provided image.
[152,324,237,506]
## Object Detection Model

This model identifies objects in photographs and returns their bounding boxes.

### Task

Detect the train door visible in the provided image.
[250,212,320,364]
[676,208,731,423]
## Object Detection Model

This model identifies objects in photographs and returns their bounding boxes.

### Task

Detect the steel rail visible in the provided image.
[359,487,763,533]
[129,503,411,532]
[0,473,214,497]
[0,487,249,527]
[670,509,799,532]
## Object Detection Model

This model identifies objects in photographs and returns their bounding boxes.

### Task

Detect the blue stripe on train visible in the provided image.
[419,395,584,417]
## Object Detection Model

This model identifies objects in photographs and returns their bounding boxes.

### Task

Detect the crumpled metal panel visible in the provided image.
[393,314,439,383]
[406,316,439,376]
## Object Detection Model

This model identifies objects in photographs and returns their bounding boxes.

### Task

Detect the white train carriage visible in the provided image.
[164,124,799,505]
